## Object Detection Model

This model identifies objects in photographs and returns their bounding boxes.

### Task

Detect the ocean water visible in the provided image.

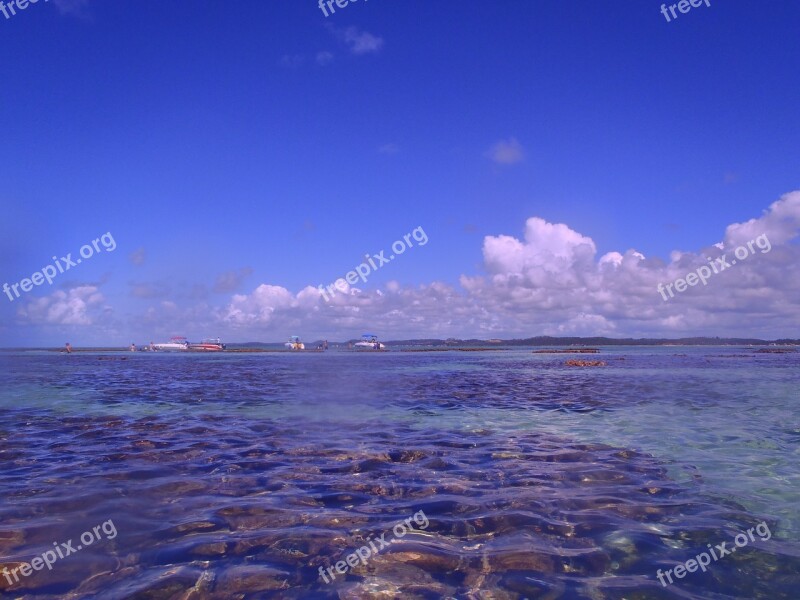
[0,347,798,599]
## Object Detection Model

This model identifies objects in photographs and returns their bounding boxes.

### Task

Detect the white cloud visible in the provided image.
[329,26,384,55]
[723,191,800,247]
[225,284,299,326]
[17,286,104,326]
[461,191,800,337]
[486,137,525,165]
[218,191,800,340]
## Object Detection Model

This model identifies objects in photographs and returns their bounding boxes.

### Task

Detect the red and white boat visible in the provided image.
[187,338,226,351]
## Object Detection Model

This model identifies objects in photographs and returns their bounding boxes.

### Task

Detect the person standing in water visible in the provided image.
[65,342,72,353]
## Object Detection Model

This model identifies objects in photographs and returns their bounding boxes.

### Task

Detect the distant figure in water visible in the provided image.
[374,341,379,350]
[130,343,136,352]
[65,342,72,353]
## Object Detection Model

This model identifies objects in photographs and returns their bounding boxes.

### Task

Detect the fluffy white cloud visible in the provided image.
[340,27,383,55]
[17,286,104,326]
[225,284,301,326]
[43,191,795,341]
[461,191,800,337]
[220,191,800,339]
[327,25,384,55]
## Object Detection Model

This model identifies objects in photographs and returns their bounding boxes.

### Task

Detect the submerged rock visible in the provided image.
[565,360,607,367]
[215,565,290,593]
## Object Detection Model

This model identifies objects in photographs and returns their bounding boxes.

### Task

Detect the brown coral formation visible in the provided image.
[565,359,607,367]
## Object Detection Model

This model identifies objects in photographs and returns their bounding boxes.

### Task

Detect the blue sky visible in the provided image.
[1,0,799,345]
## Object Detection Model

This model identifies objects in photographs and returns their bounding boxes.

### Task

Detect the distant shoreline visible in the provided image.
[2,336,798,352]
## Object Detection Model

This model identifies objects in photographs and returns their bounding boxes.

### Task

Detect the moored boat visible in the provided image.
[354,334,385,350]
[152,336,189,351]
[285,336,305,350]
[187,338,226,351]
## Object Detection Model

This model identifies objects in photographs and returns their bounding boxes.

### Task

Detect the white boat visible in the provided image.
[354,334,385,350]
[187,338,226,351]
[285,336,305,350]
[151,336,189,351]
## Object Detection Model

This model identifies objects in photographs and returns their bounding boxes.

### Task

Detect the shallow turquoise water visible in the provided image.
[0,346,798,598]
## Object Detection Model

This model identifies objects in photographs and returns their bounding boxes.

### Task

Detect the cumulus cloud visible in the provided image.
[222,280,483,339]
[19,192,795,341]
[460,191,800,337]
[329,26,384,55]
[486,137,525,165]
[223,284,321,333]
[219,191,800,339]
[17,286,104,326]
